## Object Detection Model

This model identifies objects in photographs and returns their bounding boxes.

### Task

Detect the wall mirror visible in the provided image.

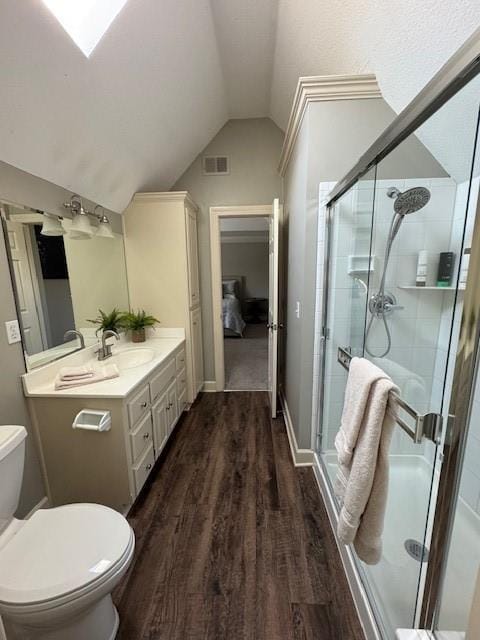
[1,200,129,369]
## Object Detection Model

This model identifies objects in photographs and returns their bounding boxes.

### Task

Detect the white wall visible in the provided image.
[173,117,284,383]
[221,241,269,299]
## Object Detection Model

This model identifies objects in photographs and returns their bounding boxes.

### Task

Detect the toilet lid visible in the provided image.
[0,504,133,606]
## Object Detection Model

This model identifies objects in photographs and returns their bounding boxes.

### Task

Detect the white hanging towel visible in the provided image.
[334,356,398,565]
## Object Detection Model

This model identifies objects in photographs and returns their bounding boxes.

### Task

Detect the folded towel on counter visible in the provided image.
[59,364,94,380]
[335,357,398,565]
[55,364,119,390]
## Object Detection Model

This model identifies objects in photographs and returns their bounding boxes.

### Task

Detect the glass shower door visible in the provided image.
[320,166,443,636]
[320,169,376,486]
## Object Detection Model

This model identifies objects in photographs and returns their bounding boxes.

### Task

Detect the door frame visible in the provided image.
[210,204,273,391]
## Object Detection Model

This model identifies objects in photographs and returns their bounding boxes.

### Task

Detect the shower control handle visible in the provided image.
[384,302,404,312]
[369,292,403,317]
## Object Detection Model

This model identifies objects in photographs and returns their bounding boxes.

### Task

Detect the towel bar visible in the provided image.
[337,347,442,444]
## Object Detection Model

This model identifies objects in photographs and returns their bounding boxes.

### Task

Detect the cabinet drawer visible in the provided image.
[127,384,150,427]
[133,443,155,495]
[176,367,186,395]
[178,388,187,414]
[150,359,176,404]
[175,349,186,373]
[130,411,153,464]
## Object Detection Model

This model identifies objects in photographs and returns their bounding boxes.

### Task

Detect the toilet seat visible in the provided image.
[0,503,134,613]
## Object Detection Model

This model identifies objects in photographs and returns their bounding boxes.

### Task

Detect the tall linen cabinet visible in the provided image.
[123,192,203,406]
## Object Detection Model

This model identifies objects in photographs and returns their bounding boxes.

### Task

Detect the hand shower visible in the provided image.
[364,186,431,358]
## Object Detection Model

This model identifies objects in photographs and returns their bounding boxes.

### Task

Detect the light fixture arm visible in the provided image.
[63,195,111,224]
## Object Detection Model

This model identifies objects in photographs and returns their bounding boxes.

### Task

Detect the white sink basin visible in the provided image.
[110,348,155,370]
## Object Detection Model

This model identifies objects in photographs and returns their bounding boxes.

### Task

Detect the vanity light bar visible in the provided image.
[63,195,114,238]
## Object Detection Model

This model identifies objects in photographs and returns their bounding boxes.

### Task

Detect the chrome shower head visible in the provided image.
[387,186,431,216]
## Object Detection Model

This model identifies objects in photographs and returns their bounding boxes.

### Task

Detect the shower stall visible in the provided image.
[314,33,480,640]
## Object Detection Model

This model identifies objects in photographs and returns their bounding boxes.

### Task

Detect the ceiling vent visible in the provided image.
[202,156,229,176]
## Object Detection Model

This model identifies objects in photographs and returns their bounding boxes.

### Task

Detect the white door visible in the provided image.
[6,221,45,354]
[268,198,280,418]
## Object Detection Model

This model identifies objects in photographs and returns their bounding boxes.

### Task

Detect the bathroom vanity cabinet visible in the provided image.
[26,342,187,513]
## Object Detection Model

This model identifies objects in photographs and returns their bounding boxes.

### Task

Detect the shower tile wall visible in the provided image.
[369,178,456,427]
[316,175,479,462]
[319,177,460,454]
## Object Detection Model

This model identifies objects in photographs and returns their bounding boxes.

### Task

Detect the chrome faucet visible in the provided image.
[63,329,85,349]
[96,330,120,361]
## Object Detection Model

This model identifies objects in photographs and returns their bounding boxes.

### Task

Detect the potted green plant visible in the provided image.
[121,310,160,343]
[88,308,124,335]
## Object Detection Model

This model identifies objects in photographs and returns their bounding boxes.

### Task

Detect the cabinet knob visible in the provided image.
[141,401,148,408]
[146,463,152,470]
[166,405,170,411]
[143,433,150,440]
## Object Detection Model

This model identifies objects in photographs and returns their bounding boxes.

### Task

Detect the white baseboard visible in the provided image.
[279,391,314,466]
[202,380,217,392]
[24,495,49,519]
[312,454,382,640]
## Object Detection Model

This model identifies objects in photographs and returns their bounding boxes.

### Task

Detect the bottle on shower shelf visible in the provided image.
[437,251,455,287]
[416,250,428,286]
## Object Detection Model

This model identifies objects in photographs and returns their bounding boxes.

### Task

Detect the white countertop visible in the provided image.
[22,330,185,399]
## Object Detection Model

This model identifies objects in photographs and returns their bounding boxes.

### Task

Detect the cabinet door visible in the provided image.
[166,380,178,433]
[186,208,200,307]
[152,392,168,458]
[191,306,204,396]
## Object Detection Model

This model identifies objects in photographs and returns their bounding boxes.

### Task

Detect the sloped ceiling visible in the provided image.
[0,0,479,212]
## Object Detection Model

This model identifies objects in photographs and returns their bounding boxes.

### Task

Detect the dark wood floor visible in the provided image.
[114,392,365,640]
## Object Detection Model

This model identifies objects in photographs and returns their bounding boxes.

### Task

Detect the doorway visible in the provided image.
[221,216,269,391]
[210,201,280,416]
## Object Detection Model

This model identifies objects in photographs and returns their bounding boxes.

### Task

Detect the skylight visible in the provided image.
[42,0,128,57]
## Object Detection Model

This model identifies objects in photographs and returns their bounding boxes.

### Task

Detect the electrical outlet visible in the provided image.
[5,320,21,345]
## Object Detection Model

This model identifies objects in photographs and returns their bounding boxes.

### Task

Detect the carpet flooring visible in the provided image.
[224,324,268,391]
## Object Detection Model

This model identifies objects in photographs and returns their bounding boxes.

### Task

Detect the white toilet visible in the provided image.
[0,425,135,640]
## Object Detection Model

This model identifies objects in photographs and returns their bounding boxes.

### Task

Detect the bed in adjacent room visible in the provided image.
[222,276,246,337]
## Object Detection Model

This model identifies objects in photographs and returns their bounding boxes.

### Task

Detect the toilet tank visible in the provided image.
[0,426,27,532]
